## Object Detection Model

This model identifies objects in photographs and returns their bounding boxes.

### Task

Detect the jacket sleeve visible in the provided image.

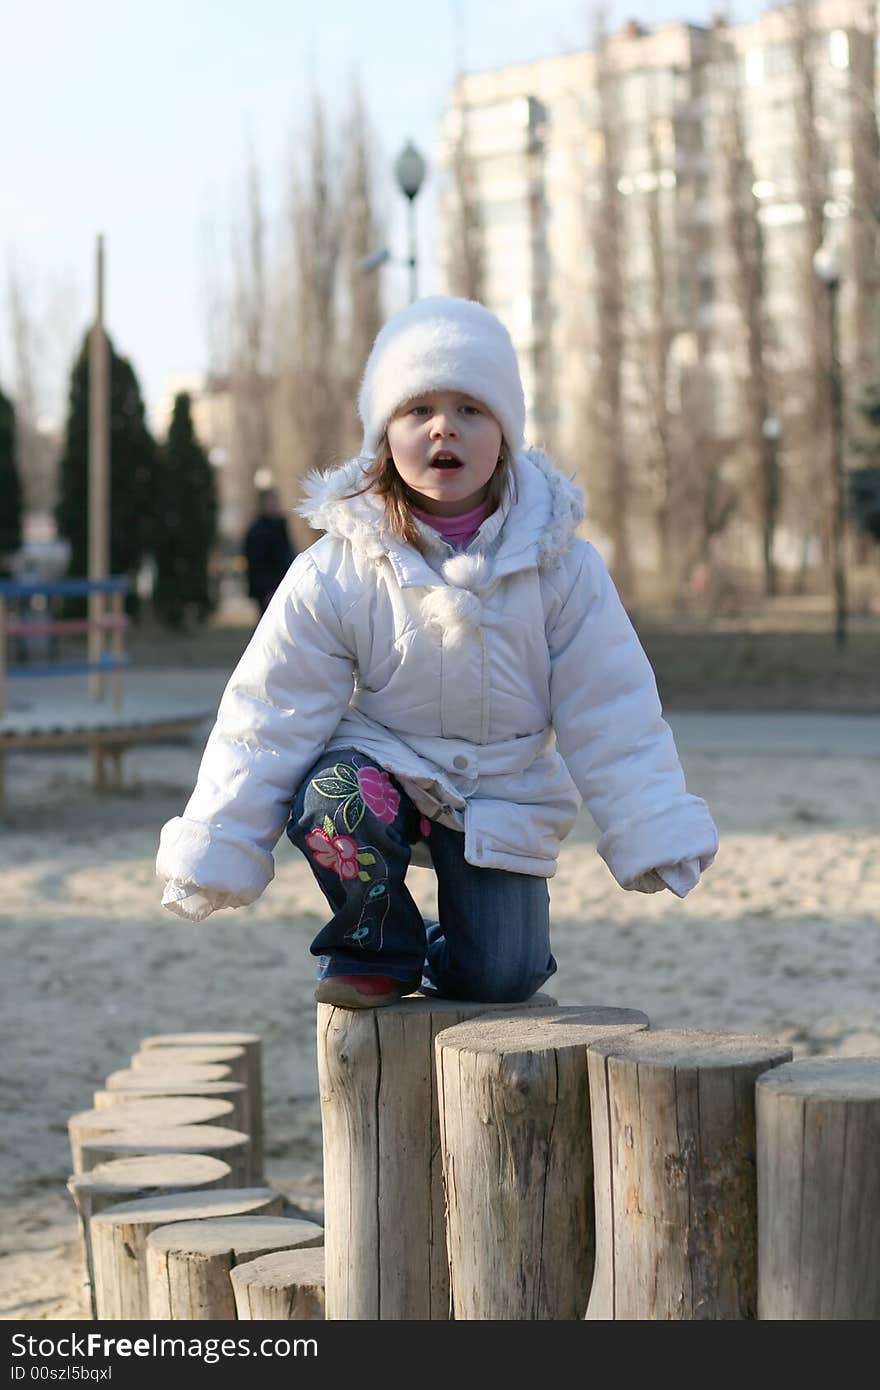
[548,541,718,893]
[156,550,355,914]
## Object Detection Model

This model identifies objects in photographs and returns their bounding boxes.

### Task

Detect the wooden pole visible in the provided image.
[88,233,110,701]
[68,1095,235,1173]
[90,1187,282,1320]
[586,1028,792,1320]
[138,1031,264,1180]
[129,1044,248,1086]
[231,1248,326,1320]
[435,1006,649,1319]
[317,990,555,1320]
[79,1122,251,1185]
[92,1078,249,1134]
[146,1216,323,1320]
[757,1056,880,1319]
[67,1153,232,1318]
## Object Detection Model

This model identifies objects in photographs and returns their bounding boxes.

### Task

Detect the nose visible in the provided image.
[430,409,458,438]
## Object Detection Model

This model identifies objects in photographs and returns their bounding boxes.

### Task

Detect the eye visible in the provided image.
[409,404,430,416]
[460,404,481,415]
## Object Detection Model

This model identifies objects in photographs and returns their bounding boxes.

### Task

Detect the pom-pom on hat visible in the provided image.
[357,296,526,457]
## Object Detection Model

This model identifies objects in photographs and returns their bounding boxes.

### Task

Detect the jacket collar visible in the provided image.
[295,447,584,586]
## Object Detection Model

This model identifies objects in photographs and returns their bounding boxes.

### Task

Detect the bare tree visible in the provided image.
[712,20,780,595]
[275,92,346,527]
[582,7,633,597]
[622,116,681,600]
[845,0,880,388]
[228,143,273,533]
[443,2,485,302]
[337,80,385,458]
[4,258,77,519]
[787,0,835,581]
[667,28,742,599]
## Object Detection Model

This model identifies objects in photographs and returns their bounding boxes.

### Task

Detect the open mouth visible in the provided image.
[430,453,463,470]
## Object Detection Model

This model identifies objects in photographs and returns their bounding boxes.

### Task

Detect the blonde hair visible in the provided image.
[346,432,514,549]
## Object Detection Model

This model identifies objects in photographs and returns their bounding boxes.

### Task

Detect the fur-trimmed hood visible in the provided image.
[295,446,585,575]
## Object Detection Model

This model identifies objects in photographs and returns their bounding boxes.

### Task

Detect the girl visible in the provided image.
[158,296,718,1009]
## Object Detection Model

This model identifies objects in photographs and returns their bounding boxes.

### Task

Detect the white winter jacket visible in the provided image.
[157,448,718,916]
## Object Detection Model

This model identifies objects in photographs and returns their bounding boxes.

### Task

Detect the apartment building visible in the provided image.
[434,0,878,581]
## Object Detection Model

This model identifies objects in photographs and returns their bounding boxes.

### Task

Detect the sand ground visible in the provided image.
[1,706,878,1320]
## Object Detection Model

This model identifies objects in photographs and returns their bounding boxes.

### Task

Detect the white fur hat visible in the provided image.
[357,295,526,456]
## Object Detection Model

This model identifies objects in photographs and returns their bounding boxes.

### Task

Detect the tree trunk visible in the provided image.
[146,1216,323,1320]
[317,991,555,1320]
[436,1006,648,1319]
[90,1187,282,1320]
[757,1056,880,1319]
[586,1028,791,1320]
[231,1248,326,1320]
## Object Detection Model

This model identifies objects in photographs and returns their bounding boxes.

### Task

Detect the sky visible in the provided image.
[2,0,768,431]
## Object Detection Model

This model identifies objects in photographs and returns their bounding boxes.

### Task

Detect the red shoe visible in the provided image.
[314,974,415,1009]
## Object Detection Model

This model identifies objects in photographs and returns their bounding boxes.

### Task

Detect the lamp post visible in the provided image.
[812,236,847,648]
[393,140,426,303]
[760,412,781,598]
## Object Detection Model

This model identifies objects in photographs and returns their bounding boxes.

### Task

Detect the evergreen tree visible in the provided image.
[0,386,23,567]
[153,392,218,628]
[848,383,880,542]
[55,332,158,607]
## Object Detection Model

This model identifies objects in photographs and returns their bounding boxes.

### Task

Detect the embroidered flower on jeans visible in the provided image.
[356,766,400,824]
[304,828,361,880]
[310,760,400,833]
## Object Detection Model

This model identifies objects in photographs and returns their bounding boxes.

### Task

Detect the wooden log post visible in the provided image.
[756,1056,880,1319]
[69,1097,235,1173]
[146,1216,324,1320]
[80,1124,251,1184]
[105,1063,233,1088]
[435,1006,649,1319]
[586,1029,792,1320]
[130,1045,248,1088]
[139,1032,264,1180]
[124,1049,254,1180]
[93,1078,249,1135]
[318,990,556,1321]
[231,1248,326,1320]
[67,1153,232,1319]
[90,1187,282,1320]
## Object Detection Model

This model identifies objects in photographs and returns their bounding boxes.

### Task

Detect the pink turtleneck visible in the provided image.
[409,499,491,550]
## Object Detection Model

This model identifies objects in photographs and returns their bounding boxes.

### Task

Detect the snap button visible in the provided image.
[453,755,468,770]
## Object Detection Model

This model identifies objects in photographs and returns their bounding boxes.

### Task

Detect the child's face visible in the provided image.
[386,389,503,515]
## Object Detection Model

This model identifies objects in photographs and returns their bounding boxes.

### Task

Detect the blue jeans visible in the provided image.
[286,747,556,1003]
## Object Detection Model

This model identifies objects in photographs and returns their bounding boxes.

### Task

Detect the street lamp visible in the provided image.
[394,140,427,303]
[812,234,847,648]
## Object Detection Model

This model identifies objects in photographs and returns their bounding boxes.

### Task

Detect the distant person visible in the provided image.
[243,489,295,617]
